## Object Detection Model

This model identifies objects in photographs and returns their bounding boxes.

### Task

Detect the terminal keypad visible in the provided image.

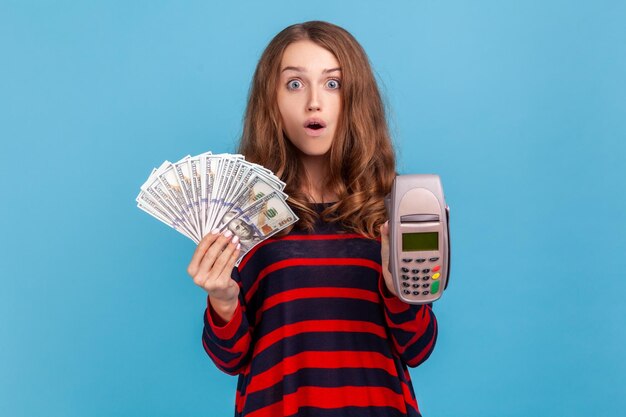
[400,257,442,298]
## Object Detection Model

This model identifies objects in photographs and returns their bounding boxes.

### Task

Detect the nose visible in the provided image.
[307,87,321,111]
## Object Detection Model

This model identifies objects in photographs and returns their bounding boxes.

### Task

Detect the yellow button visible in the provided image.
[432,273,441,280]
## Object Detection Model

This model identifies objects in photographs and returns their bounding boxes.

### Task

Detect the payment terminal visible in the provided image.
[384,175,450,304]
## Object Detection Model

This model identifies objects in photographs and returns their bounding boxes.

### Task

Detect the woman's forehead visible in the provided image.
[280,40,340,73]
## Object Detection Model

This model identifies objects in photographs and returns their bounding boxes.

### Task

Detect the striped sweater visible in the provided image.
[202,204,438,417]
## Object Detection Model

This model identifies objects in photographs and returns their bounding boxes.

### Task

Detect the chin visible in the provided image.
[296,147,332,157]
[284,133,334,158]
[295,140,333,156]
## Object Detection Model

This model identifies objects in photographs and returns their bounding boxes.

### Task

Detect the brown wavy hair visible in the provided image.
[237,20,396,239]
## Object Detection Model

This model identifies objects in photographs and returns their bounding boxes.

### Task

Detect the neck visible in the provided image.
[299,154,337,203]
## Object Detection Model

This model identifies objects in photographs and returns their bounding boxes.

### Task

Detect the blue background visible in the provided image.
[1,1,624,416]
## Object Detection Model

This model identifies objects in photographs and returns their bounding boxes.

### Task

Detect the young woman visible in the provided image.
[187,21,438,417]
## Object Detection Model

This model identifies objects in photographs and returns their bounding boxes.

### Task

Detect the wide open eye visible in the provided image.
[326,78,341,89]
[287,80,302,90]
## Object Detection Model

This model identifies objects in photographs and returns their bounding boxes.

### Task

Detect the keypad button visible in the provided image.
[422,276,430,281]
[412,291,420,295]
[422,283,430,288]
[422,291,430,295]
[429,257,439,262]
[401,267,409,273]
[431,280,440,294]
[402,282,410,288]
[416,258,426,263]
[402,258,413,263]
[432,265,441,272]
[422,268,430,273]
[411,269,420,274]
[402,275,410,280]
[403,289,411,295]
[412,283,420,288]
[412,276,420,281]
[432,273,441,280]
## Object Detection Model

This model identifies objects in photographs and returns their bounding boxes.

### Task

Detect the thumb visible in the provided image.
[380,221,390,270]
[381,220,389,237]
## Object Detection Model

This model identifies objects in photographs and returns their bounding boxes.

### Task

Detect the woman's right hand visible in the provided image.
[187,229,241,314]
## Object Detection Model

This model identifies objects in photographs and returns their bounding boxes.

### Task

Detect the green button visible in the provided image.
[431,280,440,294]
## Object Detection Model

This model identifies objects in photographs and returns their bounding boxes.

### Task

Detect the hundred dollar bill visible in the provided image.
[136,170,199,241]
[213,162,255,227]
[153,161,189,216]
[173,156,201,234]
[204,153,231,232]
[219,190,298,264]
[218,174,287,225]
[249,162,286,191]
[208,154,244,230]
[188,156,204,235]
[215,160,285,227]
[206,156,226,229]
[222,160,252,205]
[137,190,198,241]
[136,195,199,243]
[142,163,200,242]
[201,153,218,234]
[215,157,243,218]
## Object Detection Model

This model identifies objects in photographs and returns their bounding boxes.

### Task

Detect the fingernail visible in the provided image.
[231,235,239,244]
[224,230,233,238]
[236,243,241,250]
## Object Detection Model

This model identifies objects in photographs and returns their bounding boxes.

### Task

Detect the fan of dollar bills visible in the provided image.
[136,151,299,264]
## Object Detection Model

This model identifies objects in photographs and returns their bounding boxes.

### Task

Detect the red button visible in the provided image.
[432,265,441,272]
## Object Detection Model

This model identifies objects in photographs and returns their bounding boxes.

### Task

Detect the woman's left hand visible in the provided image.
[380,221,399,297]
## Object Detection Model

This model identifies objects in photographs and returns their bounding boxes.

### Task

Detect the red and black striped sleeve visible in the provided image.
[378,272,438,367]
[201,267,253,376]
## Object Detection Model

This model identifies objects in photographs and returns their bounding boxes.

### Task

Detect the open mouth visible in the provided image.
[304,118,327,131]
[307,123,324,130]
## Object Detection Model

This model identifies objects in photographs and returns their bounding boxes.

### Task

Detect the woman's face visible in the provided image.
[276,40,342,157]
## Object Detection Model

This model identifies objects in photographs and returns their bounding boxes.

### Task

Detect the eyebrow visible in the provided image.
[281,66,342,74]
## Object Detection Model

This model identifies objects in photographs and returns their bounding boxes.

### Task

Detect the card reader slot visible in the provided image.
[400,214,440,223]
